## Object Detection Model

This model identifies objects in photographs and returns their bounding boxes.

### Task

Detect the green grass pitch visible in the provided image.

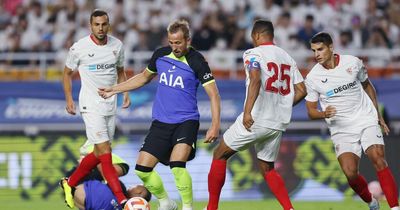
[0,199,392,210]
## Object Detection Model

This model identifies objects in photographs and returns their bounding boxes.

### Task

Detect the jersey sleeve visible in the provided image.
[291,62,304,84]
[146,47,170,74]
[191,52,215,86]
[116,44,125,68]
[243,49,262,72]
[356,58,368,82]
[304,78,319,102]
[65,43,79,70]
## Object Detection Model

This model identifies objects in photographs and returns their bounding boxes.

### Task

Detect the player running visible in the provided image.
[304,32,399,210]
[205,19,306,210]
[98,19,221,210]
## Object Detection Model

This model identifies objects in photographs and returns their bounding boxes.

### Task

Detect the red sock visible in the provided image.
[264,170,293,210]
[377,167,399,208]
[207,159,227,210]
[98,153,126,204]
[348,174,372,203]
[68,152,100,187]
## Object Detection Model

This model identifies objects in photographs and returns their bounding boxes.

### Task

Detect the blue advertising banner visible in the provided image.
[0,79,399,126]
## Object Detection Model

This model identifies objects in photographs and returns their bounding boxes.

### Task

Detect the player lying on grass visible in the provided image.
[61,144,151,210]
[73,180,150,210]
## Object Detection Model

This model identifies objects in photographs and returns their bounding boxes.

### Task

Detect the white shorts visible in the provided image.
[81,112,116,145]
[223,113,282,162]
[331,125,384,158]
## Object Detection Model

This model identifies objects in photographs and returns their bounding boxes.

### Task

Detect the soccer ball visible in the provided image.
[368,180,385,200]
[123,197,150,210]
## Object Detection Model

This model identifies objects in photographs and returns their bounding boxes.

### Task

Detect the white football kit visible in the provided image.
[224,43,304,161]
[305,54,383,157]
[65,35,124,144]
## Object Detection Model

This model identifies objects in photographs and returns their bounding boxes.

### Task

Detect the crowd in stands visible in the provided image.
[0,0,399,69]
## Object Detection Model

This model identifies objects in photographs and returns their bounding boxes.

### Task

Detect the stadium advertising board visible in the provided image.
[1,134,398,201]
[1,80,399,126]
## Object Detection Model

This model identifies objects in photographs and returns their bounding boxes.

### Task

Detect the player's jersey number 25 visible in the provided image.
[265,62,291,95]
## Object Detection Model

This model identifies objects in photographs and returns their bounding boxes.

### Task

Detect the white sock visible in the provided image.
[391,207,400,210]
[182,203,193,210]
[158,197,171,206]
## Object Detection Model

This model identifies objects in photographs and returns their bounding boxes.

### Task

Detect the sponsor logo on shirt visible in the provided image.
[326,81,357,97]
[177,137,186,141]
[203,72,213,80]
[159,72,184,88]
[88,63,116,71]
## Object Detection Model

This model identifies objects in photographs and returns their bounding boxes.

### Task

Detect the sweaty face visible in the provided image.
[310,42,333,65]
[168,31,190,58]
[90,15,109,41]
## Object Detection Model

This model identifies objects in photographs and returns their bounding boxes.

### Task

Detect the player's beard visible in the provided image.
[94,33,106,41]
[173,50,182,58]
[173,48,188,58]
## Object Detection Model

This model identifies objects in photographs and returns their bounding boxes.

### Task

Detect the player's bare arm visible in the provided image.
[243,68,261,131]
[293,82,307,106]
[73,184,86,209]
[306,101,336,119]
[63,66,76,115]
[117,66,131,108]
[203,82,221,143]
[99,69,156,99]
[361,79,390,135]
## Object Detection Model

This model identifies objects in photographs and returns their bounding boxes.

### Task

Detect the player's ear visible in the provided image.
[328,44,334,52]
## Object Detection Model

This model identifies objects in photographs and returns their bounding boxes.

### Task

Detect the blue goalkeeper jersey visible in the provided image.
[84,180,120,210]
[146,46,215,124]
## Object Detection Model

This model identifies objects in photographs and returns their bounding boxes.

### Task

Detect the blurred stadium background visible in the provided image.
[0,0,399,209]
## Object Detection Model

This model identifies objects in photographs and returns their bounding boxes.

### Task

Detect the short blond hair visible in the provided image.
[167,19,191,39]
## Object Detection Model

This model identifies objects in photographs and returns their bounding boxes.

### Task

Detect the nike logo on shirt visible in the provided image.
[177,137,186,141]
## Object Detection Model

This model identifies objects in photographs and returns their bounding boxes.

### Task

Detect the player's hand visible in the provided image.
[243,112,254,132]
[65,99,76,115]
[204,126,219,143]
[379,118,390,136]
[98,87,116,99]
[324,105,336,118]
[122,93,131,109]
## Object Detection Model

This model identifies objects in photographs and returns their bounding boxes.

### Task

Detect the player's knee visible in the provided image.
[259,160,275,173]
[135,164,153,180]
[372,158,388,171]
[94,143,112,156]
[344,170,358,180]
[213,142,235,160]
